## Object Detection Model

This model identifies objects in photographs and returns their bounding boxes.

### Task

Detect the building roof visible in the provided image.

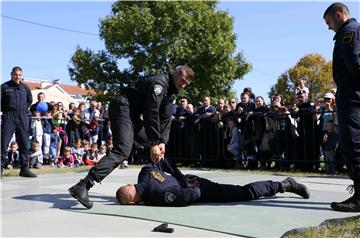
[60,84,96,96]
[23,80,95,96]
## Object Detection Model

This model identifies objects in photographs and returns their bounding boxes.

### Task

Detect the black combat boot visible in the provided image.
[68,176,95,209]
[19,166,37,177]
[331,181,360,212]
[280,177,310,199]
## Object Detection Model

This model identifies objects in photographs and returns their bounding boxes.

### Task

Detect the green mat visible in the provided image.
[67,170,352,237]
[70,196,333,238]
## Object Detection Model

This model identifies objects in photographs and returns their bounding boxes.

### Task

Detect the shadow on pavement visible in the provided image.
[13,193,118,209]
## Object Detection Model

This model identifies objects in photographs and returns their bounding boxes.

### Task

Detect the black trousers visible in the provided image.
[88,96,147,182]
[1,112,29,167]
[337,104,360,181]
[198,177,280,203]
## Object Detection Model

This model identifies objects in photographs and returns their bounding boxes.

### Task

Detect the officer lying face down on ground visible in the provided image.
[69,65,195,209]
[116,159,310,206]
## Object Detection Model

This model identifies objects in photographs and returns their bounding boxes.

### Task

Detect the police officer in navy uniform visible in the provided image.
[68,65,195,209]
[324,2,360,212]
[1,66,36,177]
[115,159,310,206]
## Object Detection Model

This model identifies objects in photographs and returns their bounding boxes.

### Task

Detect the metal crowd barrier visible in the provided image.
[166,110,344,172]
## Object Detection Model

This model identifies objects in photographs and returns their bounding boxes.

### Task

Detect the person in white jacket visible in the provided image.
[31,111,43,149]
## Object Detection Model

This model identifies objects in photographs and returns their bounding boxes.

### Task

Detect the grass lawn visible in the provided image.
[287,216,360,238]
[2,165,359,237]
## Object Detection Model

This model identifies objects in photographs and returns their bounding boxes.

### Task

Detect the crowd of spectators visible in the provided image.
[167,84,342,173]
[2,92,118,170]
[3,82,343,174]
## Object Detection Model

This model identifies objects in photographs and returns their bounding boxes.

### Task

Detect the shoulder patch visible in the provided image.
[343,32,354,44]
[154,84,164,96]
[164,192,176,203]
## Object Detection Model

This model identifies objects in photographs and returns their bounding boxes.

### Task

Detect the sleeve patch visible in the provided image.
[151,171,166,183]
[343,32,354,44]
[164,192,176,203]
[154,84,164,96]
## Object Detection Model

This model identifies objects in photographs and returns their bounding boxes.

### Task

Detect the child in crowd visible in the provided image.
[58,127,68,157]
[322,120,339,174]
[107,137,113,152]
[71,139,84,167]
[31,111,43,148]
[97,145,107,162]
[4,141,20,169]
[85,143,99,166]
[227,118,244,169]
[101,116,112,146]
[52,102,66,128]
[50,126,62,165]
[42,111,53,163]
[58,146,75,168]
[82,140,91,165]
[29,140,43,169]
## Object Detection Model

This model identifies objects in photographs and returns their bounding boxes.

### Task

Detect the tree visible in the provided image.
[269,53,334,105]
[68,48,134,102]
[68,1,251,103]
[269,73,294,106]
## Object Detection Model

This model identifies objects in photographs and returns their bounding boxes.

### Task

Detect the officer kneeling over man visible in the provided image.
[116,159,310,206]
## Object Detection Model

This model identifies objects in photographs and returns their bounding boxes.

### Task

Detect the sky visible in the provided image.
[2,0,360,103]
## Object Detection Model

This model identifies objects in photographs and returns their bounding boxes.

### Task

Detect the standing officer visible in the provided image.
[324,2,360,212]
[1,66,36,177]
[68,65,195,209]
[116,159,310,206]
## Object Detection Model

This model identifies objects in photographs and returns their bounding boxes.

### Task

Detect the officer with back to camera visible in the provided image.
[1,66,36,177]
[68,65,195,209]
[323,2,360,212]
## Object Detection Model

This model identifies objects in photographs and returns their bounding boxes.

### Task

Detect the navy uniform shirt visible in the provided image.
[135,160,201,206]
[1,80,32,114]
[332,18,360,110]
[124,73,178,146]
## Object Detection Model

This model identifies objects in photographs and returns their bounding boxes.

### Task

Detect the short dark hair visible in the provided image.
[323,2,350,18]
[32,140,40,146]
[10,141,18,147]
[243,87,253,93]
[12,66,22,72]
[177,65,195,81]
[241,92,249,98]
